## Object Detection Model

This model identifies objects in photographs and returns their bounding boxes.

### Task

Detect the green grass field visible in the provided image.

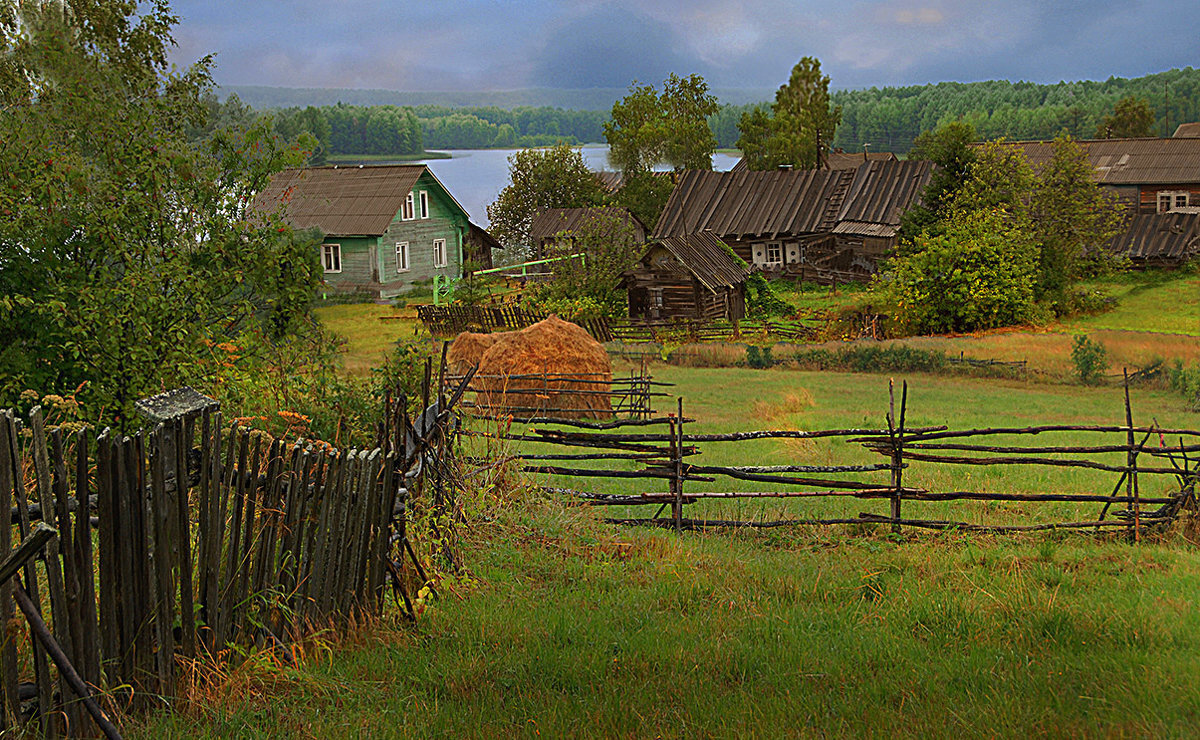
[136,366,1200,738]
[184,272,1200,738]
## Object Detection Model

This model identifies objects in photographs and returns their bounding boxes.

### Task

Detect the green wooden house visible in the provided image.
[257,164,492,298]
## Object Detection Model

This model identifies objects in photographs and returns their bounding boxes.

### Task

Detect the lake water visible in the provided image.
[410,144,741,226]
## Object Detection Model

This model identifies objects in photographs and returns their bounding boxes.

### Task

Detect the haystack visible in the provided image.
[470,315,613,419]
[446,331,497,376]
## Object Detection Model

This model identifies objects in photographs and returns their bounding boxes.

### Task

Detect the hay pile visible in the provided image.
[446,331,496,376]
[450,316,613,419]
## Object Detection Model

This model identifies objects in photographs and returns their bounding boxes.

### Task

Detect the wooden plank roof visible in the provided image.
[994,137,1200,185]
[836,160,933,229]
[255,164,466,237]
[1105,212,1200,261]
[653,168,849,240]
[653,160,930,241]
[625,232,747,294]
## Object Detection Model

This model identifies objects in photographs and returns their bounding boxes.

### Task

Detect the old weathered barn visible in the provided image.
[999,137,1200,215]
[618,231,748,321]
[652,160,932,282]
[998,136,1200,267]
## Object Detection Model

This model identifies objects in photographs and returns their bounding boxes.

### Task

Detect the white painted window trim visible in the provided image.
[403,192,415,220]
[1158,190,1189,213]
[419,191,429,219]
[433,238,447,268]
[766,241,783,265]
[396,241,409,272]
[322,243,342,274]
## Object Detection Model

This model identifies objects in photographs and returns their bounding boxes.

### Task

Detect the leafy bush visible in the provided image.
[745,274,792,318]
[874,209,1039,334]
[1070,335,1108,385]
[522,292,609,322]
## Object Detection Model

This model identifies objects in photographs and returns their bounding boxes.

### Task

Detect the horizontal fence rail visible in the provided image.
[467,377,1200,537]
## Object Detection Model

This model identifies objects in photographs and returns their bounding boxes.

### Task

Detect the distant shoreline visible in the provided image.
[327,151,453,164]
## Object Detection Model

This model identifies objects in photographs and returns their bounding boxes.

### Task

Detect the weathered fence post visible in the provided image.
[1124,370,1141,541]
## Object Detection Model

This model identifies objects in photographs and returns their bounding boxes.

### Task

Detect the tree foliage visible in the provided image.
[485,144,607,258]
[523,209,644,319]
[898,121,977,243]
[1095,95,1156,138]
[604,73,719,174]
[737,57,842,170]
[876,210,1040,334]
[0,0,319,427]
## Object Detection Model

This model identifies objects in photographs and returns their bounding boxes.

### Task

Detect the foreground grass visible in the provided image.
[139,512,1200,738]
[136,370,1200,738]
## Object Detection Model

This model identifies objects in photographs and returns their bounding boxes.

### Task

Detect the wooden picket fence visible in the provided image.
[0,375,466,737]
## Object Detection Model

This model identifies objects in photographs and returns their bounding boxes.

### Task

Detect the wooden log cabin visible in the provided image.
[618,232,748,322]
[652,161,932,284]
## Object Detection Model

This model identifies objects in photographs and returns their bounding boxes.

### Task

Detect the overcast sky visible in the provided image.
[168,1,1199,93]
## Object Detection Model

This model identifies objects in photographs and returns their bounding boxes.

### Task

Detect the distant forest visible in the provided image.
[210,68,1200,158]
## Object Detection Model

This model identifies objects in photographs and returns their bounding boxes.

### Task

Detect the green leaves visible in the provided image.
[604,73,719,175]
[737,57,842,171]
[0,1,318,429]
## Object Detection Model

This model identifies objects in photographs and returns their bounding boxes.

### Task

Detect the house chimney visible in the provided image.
[863,143,871,162]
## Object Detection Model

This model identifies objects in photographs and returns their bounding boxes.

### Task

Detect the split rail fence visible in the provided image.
[445,368,669,422]
[0,373,469,737]
[467,378,1200,536]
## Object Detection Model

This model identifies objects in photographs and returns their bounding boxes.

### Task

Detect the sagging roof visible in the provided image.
[1105,212,1200,261]
[993,138,1200,185]
[654,160,931,240]
[254,164,466,237]
[625,231,748,293]
[530,207,646,241]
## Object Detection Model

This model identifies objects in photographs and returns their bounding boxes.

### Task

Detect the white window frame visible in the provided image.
[322,243,342,274]
[419,191,429,219]
[766,241,783,265]
[395,241,409,272]
[402,192,415,220]
[433,238,448,268]
[1158,190,1189,213]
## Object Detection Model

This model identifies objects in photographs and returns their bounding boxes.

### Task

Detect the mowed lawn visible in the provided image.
[138,369,1200,739]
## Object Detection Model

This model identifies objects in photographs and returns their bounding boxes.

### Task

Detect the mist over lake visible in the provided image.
[409,145,740,226]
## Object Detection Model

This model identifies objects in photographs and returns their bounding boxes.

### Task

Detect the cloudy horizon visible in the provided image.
[169,1,1199,93]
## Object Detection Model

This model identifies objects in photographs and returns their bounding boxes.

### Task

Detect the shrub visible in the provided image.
[1070,335,1108,385]
[745,274,792,318]
[874,209,1039,334]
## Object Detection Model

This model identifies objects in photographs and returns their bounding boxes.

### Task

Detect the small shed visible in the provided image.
[618,232,748,322]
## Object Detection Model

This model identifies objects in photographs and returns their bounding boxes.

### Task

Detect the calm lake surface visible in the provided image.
[409,144,740,226]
